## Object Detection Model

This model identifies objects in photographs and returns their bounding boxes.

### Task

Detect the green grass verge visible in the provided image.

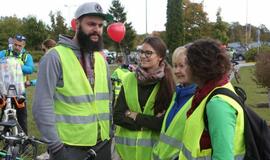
[231,66,270,123]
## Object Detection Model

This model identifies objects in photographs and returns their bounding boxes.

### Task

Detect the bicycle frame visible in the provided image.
[0,85,23,136]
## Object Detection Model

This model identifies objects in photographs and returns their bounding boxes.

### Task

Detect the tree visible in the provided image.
[107,0,136,60]
[228,22,246,43]
[213,8,229,44]
[259,24,270,42]
[21,16,49,50]
[166,0,184,62]
[49,11,68,40]
[0,16,22,49]
[183,0,209,43]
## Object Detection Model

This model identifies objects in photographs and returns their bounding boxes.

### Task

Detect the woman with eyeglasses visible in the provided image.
[113,36,175,160]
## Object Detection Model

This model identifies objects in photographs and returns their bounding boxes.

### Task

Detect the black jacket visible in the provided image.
[113,83,164,132]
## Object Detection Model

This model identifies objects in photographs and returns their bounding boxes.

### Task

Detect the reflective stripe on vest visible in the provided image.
[178,83,245,159]
[54,92,109,103]
[152,94,193,160]
[115,72,160,160]
[181,143,244,160]
[54,45,110,146]
[115,136,156,147]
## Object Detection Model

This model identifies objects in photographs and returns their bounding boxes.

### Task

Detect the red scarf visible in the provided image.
[187,74,229,149]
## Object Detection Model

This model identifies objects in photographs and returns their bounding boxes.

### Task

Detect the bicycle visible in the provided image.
[230,60,241,84]
[0,84,46,160]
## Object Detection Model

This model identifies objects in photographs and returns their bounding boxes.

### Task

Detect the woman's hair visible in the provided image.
[143,36,167,59]
[172,46,187,64]
[186,38,231,83]
[42,39,56,50]
[143,36,175,114]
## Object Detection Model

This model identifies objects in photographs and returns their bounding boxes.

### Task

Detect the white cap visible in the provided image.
[74,2,112,21]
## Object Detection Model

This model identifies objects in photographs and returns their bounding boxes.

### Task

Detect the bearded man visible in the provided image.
[32,2,113,160]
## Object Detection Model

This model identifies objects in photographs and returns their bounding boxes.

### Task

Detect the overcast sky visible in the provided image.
[0,0,269,34]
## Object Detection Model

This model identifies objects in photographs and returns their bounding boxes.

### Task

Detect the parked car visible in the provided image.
[232,47,247,61]
[103,49,115,64]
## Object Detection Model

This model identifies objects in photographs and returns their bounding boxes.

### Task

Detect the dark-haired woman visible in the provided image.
[178,39,245,159]
[113,36,175,160]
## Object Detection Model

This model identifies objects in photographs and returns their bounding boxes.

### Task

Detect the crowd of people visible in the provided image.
[0,1,247,160]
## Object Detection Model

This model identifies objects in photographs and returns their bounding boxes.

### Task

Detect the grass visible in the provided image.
[231,66,270,123]
[25,65,270,154]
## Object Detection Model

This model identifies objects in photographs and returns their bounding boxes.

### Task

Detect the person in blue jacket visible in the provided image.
[165,46,196,130]
[0,34,35,134]
[153,45,196,160]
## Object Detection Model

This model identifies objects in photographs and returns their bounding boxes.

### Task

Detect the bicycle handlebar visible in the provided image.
[0,134,47,145]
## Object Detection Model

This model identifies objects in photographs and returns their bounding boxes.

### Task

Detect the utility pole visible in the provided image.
[245,0,248,46]
[145,0,148,35]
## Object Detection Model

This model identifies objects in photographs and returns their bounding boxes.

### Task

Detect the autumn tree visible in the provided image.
[183,0,209,43]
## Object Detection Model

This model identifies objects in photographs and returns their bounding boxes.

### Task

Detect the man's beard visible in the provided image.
[77,26,103,53]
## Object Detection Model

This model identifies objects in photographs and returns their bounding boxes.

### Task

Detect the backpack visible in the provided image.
[205,86,270,160]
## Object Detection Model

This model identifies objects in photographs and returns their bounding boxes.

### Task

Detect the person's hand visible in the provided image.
[125,110,138,121]
[156,110,166,117]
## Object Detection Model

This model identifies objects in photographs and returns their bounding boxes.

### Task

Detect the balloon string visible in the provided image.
[118,42,123,54]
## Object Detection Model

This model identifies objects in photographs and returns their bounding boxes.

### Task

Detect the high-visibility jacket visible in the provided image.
[4,49,29,81]
[178,83,245,160]
[152,94,193,160]
[115,72,160,160]
[111,67,130,101]
[54,45,110,146]
[4,49,28,65]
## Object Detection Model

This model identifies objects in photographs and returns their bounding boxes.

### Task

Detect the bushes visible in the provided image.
[255,52,270,87]
[29,50,44,63]
[245,45,270,62]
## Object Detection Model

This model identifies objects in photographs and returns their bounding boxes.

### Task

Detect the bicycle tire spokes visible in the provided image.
[19,142,37,160]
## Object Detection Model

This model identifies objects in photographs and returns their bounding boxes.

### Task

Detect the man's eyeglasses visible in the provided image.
[15,34,26,42]
[137,49,154,58]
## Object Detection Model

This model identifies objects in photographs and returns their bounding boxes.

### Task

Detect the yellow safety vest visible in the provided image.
[178,83,245,160]
[112,67,130,101]
[115,72,160,160]
[54,45,110,146]
[152,94,193,160]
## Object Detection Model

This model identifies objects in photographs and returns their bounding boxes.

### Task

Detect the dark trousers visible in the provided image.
[16,103,28,135]
[50,140,112,160]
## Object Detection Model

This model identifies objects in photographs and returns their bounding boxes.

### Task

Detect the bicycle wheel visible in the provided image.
[18,140,37,160]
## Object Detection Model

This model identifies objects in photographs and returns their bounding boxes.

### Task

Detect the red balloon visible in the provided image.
[107,23,126,43]
[71,19,76,31]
